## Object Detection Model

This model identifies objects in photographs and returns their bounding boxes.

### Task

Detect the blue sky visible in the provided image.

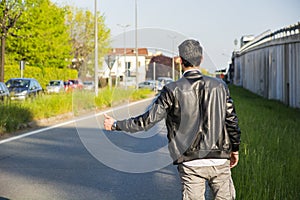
[52,0,300,71]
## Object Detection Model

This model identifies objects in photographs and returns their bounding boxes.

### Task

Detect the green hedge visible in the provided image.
[4,65,78,88]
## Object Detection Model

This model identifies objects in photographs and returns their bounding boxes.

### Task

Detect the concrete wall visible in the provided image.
[232,23,300,108]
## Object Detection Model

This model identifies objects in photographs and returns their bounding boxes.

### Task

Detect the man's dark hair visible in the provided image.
[178,39,203,67]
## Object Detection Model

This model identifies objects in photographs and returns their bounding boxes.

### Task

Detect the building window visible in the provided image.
[126,62,131,77]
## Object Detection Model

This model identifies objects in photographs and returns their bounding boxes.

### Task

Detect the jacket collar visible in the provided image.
[182,69,202,78]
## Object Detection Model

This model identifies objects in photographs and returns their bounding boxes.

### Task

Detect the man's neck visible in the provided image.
[183,66,200,71]
[182,67,201,76]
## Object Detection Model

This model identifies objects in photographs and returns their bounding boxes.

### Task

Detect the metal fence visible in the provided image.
[232,22,300,108]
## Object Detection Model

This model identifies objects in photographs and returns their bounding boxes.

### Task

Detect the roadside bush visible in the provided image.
[0,104,33,134]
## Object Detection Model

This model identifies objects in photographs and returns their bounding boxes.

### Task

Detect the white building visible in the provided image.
[100,48,149,86]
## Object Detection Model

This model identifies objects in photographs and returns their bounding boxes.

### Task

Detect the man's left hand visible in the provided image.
[230,152,239,168]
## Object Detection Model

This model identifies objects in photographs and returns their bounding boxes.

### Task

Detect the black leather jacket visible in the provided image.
[116,70,241,164]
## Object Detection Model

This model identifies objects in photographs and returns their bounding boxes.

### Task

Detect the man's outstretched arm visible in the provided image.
[103,87,174,133]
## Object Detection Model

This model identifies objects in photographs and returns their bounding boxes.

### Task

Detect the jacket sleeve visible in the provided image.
[225,88,241,152]
[116,87,174,133]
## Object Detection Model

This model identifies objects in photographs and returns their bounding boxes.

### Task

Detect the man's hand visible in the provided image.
[104,113,116,131]
[230,151,239,168]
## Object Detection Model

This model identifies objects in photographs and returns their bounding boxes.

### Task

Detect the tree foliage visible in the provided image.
[0,0,25,81]
[6,0,72,68]
[1,0,111,81]
[65,6,111,74]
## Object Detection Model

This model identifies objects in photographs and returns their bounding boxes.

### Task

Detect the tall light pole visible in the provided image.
[94,0,98,96]
[117,24,130,89]
[168,35,176,81]
[135,0,139,89]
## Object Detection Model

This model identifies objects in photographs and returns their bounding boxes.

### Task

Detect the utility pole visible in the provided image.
[135,0,139,89]
[168,35,176,81]
[94,0,99,96]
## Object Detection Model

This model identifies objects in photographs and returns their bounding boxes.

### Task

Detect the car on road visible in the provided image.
[119,77,136,88]
[0,82,10,102]
[5,78,43,100]
[157,77,173,86]
[215,68,229,83]
[83,81,95,91]
[138,80,163,91]
[46,80,65,94]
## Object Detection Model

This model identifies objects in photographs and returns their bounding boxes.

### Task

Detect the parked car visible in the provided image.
[0,82,10,102]
[64,79,83,92]
[68,79,83,89]
[119,77,136,88]
[157,77,173,86]
[83,81,95,91]
[138,80,163,91]
[5,78,43,100]
[46,80,65,94]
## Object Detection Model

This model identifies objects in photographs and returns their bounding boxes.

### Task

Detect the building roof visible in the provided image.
[108,48,148,56]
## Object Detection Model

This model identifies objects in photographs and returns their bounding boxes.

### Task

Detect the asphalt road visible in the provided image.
[0,98,182,200]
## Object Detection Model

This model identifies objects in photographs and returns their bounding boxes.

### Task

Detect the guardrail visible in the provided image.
[239,22,300,53]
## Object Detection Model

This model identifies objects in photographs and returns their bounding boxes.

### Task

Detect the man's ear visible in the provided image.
[200,55,203,64]
[179,57,185,69]
[179,57,183,65]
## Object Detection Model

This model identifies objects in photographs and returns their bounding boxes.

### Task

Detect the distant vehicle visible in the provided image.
[157,77,173,86]
[65,79,83,90]
[5,78,43,100]
[69,79,83,89]
[83,81,95,91]
[138,80,163,91]
[120,77,136,88]
[64,79,83,92]
[240,35,255,47]
[46,80,65,94]
[215,68,229,83]
[0,82,10,102]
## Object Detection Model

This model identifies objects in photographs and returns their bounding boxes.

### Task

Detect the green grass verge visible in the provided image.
[0,87,153,134]
[229,85,300,199]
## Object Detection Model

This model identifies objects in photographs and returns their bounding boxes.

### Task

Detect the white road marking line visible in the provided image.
[0,98,153,144]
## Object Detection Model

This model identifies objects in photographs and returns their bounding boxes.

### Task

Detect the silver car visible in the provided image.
[138,80,163,91]
[83,81,95,91]
[157,77,173,86]
[46,80,65,94]
[0,82,10,102]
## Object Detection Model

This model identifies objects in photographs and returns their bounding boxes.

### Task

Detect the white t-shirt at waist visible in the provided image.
[184,159,227,167]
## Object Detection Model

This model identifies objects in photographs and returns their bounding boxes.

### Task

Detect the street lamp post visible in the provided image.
[117,24,130,89]
[168,35,176,81]
[94,0,98,96]
[135,0,139,89]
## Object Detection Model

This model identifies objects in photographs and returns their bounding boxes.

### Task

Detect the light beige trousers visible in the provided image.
[177,160,236,200]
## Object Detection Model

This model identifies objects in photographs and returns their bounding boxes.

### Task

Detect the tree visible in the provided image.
[6,0,72,69]
[0,0,24,82]
[65,7,110,76]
